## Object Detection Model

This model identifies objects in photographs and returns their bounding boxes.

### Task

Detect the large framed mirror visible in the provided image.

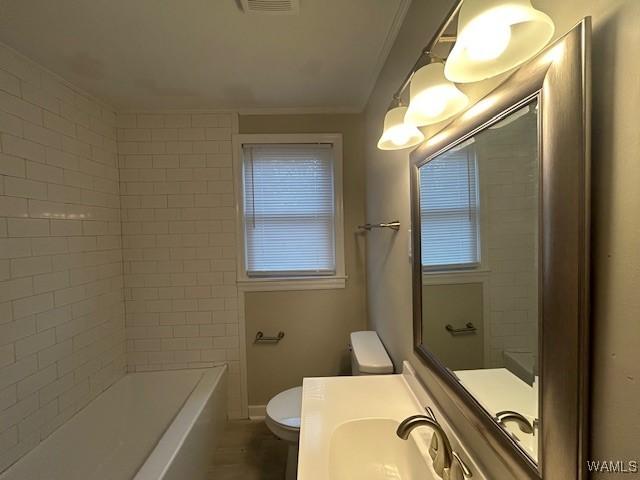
[410,20,590,480]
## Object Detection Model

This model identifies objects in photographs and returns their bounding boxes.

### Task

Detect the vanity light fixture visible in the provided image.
[404,59,468,126]
[444,0,555,83]
[377,99,425,151]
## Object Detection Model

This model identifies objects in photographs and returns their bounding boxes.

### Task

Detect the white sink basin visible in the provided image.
[297,366,484,480]
[329,418,435,480]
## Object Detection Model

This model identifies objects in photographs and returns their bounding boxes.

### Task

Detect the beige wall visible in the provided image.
[239,114,367,406]
[422,283,484,370]
[364,0,640,478]
[0,44,125,469]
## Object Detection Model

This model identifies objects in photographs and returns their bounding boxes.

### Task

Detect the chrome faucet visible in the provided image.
[396,414,453,476]
[495,410,535,434]
[397,411,473,480]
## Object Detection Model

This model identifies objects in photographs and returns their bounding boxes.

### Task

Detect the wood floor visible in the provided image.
[207,419,289,479]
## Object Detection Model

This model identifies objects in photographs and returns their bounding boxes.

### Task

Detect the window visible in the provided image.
[420,149,480,270]
[234,134,345,290]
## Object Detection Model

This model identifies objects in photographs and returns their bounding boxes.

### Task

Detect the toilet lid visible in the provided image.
[266,386,302,429]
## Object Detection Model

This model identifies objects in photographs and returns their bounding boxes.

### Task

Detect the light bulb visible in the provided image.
[389,127,411,146]
[404,63,468,127]
[412,91,447,118]
[444,0,555,83]
[377,105,424,151]
[465,22,511,61]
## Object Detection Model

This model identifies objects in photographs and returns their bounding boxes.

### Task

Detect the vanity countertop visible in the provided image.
[297,367,490,480]
[454,368,537,418]
[454,368,539,461]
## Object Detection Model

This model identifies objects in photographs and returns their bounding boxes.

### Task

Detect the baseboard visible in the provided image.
[248,404,266,420]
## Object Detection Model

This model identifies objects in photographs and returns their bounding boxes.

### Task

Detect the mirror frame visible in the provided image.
[410,19,591,480]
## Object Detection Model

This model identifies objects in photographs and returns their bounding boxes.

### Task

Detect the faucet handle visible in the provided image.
[424,406,439,459]
[446,451,473,480]
[425,405,437,421]
[429,430,439,460]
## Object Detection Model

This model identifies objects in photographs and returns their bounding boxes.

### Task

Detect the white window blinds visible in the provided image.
[242,144,336,277]
[420,150,480,269]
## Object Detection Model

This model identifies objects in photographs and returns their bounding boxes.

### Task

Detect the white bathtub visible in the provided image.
[0,366,227,480]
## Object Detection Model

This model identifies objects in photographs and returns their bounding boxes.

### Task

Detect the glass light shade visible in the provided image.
[377,106,425,150]
[444,0,555,83]
[404,62,468,126]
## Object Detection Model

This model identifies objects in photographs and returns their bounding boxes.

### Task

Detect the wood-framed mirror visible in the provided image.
[410,19,591,480]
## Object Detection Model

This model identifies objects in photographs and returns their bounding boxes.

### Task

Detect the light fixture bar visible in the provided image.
[391,0,463,102]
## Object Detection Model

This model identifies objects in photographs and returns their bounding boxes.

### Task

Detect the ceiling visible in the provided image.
[0,0,410,112]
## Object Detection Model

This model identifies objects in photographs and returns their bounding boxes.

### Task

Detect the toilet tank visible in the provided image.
[349,331,394,375]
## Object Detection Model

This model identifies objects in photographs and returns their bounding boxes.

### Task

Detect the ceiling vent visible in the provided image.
[240,0,300,15]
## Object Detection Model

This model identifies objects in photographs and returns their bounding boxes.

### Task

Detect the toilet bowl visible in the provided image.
[265,386,302,444]
[264,331,393,479]
[264,386,302,480]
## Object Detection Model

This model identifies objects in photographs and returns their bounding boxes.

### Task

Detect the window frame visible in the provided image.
[419,149,482,273]
[233,133,346,291]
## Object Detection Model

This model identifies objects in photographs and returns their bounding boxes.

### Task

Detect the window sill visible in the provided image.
[422,268,490,286]
[237,275,347,292]
[422,267,490,276]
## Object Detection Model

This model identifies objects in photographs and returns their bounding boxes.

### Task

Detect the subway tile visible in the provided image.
[0,59,126,462]
[0,153,26,178]
[191,114,230,128]
[0,277,33,303]
[178,128,204,141]
[26,161,64,185]
[15,329,55,359]
[0,196,28,219]
[163,114,189,128]
[0,90,42,125]
[7,218,49,237]
[0,392,38,429]
[23,122,62,150]
[0,384,17,411]
[0,260,8,281]
[205,128,232,141]
[116,114,136,129]
[136,114,163,129]
[21,82,60,114]
[33,271,69,294]
[0,238,31,259]
[17,363,57,400]
[0,110,23,137]
[38,371,73,405]
[35,306,71,332]
[13,293,53,319]
[4,176,47,201]
[27,199,65,219]
[0,70,20,96]
[49,219,81,236]
[0,343,15,368]
[0,355,37,391]
[2,134,46,163]
[43,111,75,137]
[10,256,51,278]
[151,129,177,142]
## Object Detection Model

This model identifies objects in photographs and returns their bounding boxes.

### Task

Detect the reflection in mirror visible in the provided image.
[418,100,539,461]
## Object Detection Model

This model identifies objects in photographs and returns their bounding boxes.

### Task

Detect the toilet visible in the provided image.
[265,331,394,479]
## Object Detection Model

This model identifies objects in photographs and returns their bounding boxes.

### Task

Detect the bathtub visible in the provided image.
[0,366,227,480]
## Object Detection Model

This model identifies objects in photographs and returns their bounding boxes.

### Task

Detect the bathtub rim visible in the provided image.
[133,364,228,480]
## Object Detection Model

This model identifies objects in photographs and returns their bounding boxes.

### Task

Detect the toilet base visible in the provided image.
[285,443,298,480]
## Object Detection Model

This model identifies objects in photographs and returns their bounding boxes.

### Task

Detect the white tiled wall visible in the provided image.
[0,45,125,470]
[117,113,242,417]
[476,111,539,367]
